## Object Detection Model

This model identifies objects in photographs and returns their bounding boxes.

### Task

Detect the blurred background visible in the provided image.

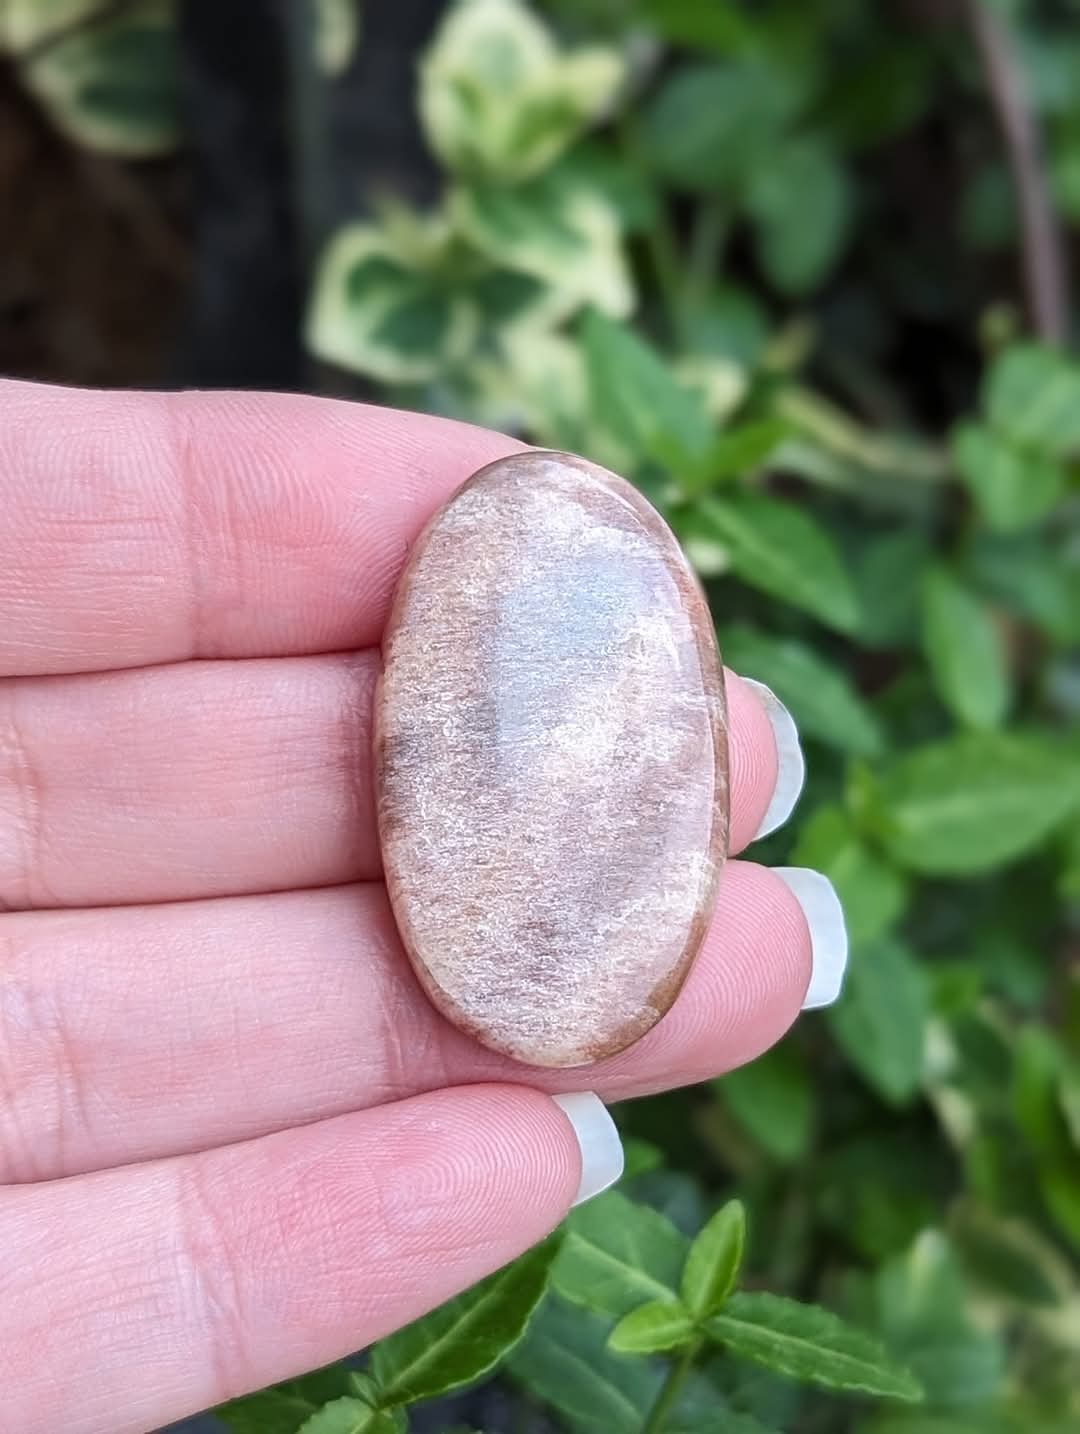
[3,2,1079,1432]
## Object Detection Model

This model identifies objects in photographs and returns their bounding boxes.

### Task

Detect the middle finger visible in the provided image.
[0,653,779,909]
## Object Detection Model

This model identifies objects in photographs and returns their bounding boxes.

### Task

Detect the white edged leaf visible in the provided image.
[453,176,633,318]
[419,0,624,182]
[305,222,477,383]
[16,0,180,157]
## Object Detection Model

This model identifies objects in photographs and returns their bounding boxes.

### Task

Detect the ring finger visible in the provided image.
[0,855,846,1184]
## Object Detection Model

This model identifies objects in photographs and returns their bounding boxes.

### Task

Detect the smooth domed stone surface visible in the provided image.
[375,451,728,1068]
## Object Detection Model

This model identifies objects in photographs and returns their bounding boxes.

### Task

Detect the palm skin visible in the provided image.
[0,380,811,1433]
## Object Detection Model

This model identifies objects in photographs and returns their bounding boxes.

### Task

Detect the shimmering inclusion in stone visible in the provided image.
[375,451,728,1068]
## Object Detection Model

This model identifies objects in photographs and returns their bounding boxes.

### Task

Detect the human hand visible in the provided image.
[0,381,845,1432]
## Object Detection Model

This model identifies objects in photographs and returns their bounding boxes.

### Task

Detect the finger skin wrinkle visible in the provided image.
[0,943,81,1183]
[0,381,524,673]
[166,391,214,662]
[0,653,381,910]
[0,869,810,1185]
[0,384,190,674]
[0,684,47,911]
[174,1155,261,1404]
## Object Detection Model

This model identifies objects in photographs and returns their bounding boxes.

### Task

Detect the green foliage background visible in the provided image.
[7,1,1080,1431]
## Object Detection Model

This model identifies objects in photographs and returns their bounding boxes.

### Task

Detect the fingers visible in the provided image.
[0,380,522,676]
[0,861,816,1184]
[0,1084,603,1434]
[0,658,777,909]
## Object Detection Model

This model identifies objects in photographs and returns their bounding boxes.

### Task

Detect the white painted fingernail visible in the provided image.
[552,1092,624,1207]
[773,867,848,1010]
[743,678,805,840]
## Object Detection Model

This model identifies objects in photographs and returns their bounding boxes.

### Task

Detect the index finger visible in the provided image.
[0,380,521,676]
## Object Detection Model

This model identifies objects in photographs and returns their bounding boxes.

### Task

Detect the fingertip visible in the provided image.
[724,670,782,851]
[741,678,805,839]
[551,1092,624,1206]
[594,860,814,1093]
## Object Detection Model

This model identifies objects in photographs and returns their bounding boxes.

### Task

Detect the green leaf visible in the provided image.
[1012,1024,1070,1156]
[19,0,180,157]
[951,1206,1069,1306]
[874,1232,1006,1408]
[639,0,753,52]
[862,1417,1019,1434]
[720,626,884,757]
[552,1189,687,1318]
[581,310,712,474]
[791,805,908,946]
[1040,1157,1080,1249]
[638,60,802,192]
[553,142,659,233]
[983,342,1080,458]
[306,222,476,383]
[718,1043,815,1164]
[418,0,624,182]
[691,495,859,632]
[745,137,853,293]
[510,1297,663,1434]
[454,177,633,318]
[968,533,1080,645]
[216,1393,319,1434]
[951,421,1067,533]
[920,566,1010,730]
[680,1199,746,1317]
[216,1369,360,1434]
[370,1239,556,1406]
[296,1399,398,1434]
[701,420,791,485]
[872,730,1080,875]
[706,1293,924,1402]
[622,1137,665,1179]
[608,1298,696,1353]
[683,286,770,367]
[827,939,928,1105]
[852,529,931,648]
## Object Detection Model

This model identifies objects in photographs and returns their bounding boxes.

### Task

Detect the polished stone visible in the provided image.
[375,451,728,1067]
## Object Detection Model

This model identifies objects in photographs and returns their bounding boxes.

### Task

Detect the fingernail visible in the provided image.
[773,867,848,1010]
[552,1092,624,1207]
[743,678,805,840]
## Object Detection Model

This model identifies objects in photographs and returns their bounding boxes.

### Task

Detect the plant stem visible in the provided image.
[687,196,728,300]
[965,0,1069,345]
[616,114,685,344]
[640,1339,700,1434]
[644,205,686,345]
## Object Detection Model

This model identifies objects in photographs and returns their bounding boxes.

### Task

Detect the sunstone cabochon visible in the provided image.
[375,451,729,1068]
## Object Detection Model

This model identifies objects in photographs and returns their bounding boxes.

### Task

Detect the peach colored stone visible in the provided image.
[375,451,728,1068]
